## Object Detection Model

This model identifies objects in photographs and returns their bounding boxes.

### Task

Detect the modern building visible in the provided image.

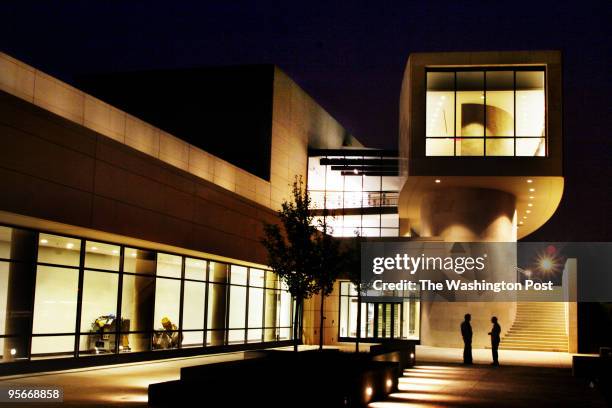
[0,51,361,373]
[0,49,573,374]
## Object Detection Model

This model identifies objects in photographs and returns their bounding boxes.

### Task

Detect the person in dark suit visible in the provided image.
[460,313,473,364]
[488,316,501,366]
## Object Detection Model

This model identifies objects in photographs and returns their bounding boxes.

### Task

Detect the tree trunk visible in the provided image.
[355,289,362,353]
[318,291,325,350]
[293,296,301,352]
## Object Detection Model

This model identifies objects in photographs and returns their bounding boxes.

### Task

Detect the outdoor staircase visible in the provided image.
[499,301,568,352]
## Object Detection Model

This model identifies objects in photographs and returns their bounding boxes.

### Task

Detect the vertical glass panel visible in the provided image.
[339,296,349,337]
[456,138,484,156]
[247,329,262,343]
[0,262,8,345]
[309,191,326,210]
[249,269,264,287]
[381,213,399,228]
[486,139,514,156]
[516,138,546,157]
[79,271,118,354]
[182,331,203,348]
[84,241,120,271]
[182,281,205,330]
[37,234,80,266]
[123,248,156,275]
[307,157,326,191]
[380,228,399,237]
[265,271,277,289]
[248,287,264,328]
[230,265,247,286]
[228,286,246,329]
[343,173,362,192]
[362,214,380,228]
[366,303,375,337]
[264,288,278,341]
[209,262,228,283]
[121,273,155,351]
[485,71,514,136]
[426,72,455,137]
[343,191,362,208]
[325,192,343,209]
[381,176,402,192]
[184,258,206,281]
[31,336,74,357]
[228,329,245,344]
[0,226,12,259]
[325,158,344,191]
[153,279,181,331]
[156,253,182,278]
[363,175,381,191]
[456,71,484,138]
[207,283,227,345]
[120,333,150,353]
[516,71,545,137]
[326,216,343,236]
[279,290,292,328]
[426,138,454,156]
[153,277,181,350]
[344,215,361,229]
[32,266,78,334]
[361,228,380,237]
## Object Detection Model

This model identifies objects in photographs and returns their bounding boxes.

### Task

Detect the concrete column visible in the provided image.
[418,187,518,348]
[3,229,37,361]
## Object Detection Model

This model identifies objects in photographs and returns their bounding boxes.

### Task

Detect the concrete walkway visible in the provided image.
[369,362,606,408]
[0,345,603,407]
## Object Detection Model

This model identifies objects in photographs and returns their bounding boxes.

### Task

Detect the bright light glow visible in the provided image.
[10,348,16,356]
[131,252,137,257]
[410,353,415,359]
[91,246,98,251]
[386,379,393,388]
[529,196,535,199]
[390,392,466,403]
[365,386,373,397]
[435,179,441,183]
[66,243,74,249]
[526,210,531,214]
[519,221,524,225]
[353,169,358,175]
[529,188,535,192]
[527,179,533,183]
[528,203,533,207]
[112,250,119,255]
[40,239,48,244]
[523,216,528,219]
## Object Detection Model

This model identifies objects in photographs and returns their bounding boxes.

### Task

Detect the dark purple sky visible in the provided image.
[1,1,610,240]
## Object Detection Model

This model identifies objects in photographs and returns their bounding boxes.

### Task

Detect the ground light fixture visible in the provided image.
[435,179,441,183]
[40,238,48,244]
[365,386,373,398]
[10,348,16,356]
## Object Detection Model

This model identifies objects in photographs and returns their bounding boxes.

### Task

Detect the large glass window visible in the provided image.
[1,226,293,363]
[426,68,546,157]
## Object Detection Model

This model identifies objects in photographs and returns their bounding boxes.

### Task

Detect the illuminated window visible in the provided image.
[426,68,546,157]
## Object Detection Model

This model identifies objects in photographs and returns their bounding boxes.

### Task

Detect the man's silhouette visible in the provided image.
[460,313,473,364]
[488,316,501,366]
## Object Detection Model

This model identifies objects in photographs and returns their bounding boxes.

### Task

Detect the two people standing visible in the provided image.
[461,314,501,366]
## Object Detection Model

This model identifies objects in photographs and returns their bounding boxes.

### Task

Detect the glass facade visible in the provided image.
[338,282,420,340]
[426,68,546,157]
[307,155,401,237]
[0,225,292,363]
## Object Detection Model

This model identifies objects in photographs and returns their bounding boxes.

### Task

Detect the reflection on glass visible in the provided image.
[37,234,80,266]
[426,72,455,137]
[486,71,514,136]
[124,248,156,275]
[457,71,484,138]
[121,273,154,352]
[207,283,227,346]
[84,241,120,271]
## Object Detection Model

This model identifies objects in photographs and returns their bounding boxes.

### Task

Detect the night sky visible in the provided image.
[1,1,610,241]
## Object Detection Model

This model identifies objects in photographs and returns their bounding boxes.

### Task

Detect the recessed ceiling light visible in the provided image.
[529,188,535,192]
[435,179,441,183]
[523,216,528,219]
[353,169,358,174]
[66,243,74,249]
[91,246,98,251]
[112,250,119,255]
[526,210,531,214]
[519,221,524,225]
[528,203,533,207]
[527,179,533,183]
[529,196,534,199]
[40,239,48,244]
